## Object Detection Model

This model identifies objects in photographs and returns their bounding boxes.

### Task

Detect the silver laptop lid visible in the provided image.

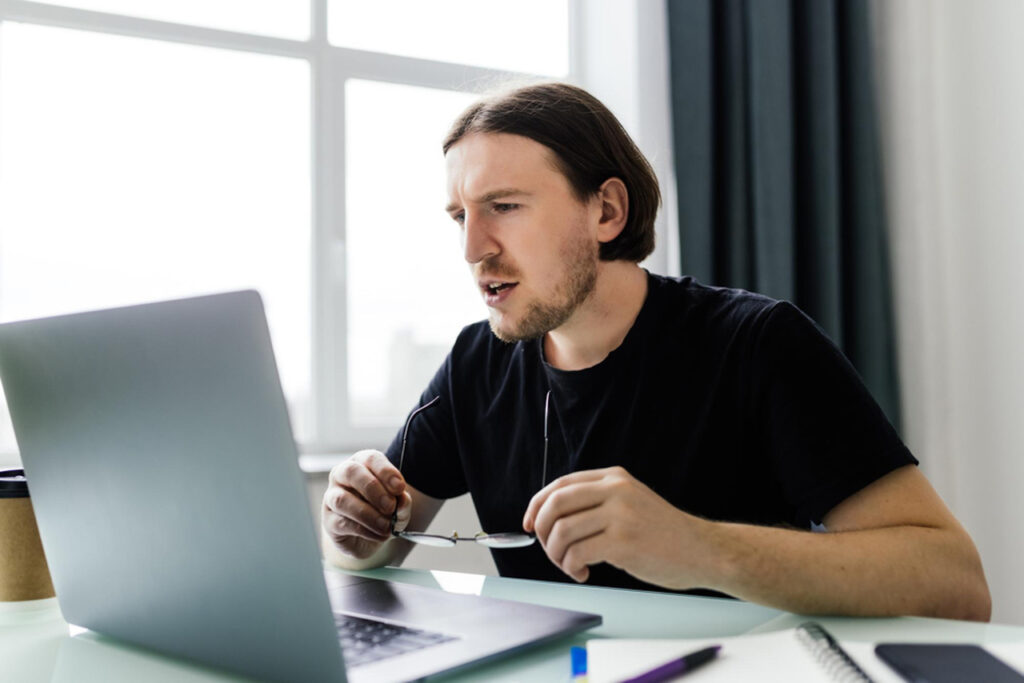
[0,291,346,683]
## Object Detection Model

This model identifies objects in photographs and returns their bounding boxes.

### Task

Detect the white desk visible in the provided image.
[2,565,1023,682]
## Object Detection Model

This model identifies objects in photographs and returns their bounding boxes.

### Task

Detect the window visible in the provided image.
[0,22,313,441]
[0,2,572,457]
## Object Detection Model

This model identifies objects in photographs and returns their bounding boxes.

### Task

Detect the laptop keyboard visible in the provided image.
[334,613,459,667]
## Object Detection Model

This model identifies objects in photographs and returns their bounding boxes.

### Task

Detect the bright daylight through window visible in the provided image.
[0,1,570,457]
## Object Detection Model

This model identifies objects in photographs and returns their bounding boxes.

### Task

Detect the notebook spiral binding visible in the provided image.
[796,622,876,683]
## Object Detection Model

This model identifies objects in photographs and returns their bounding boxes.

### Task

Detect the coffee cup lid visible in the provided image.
[0,469,30,498]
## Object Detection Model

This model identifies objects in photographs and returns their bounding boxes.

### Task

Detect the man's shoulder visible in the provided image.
[648,273,783,333]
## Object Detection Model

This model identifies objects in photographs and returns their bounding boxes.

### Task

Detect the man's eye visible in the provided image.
[493,203,518,213]
[451,212,465,225]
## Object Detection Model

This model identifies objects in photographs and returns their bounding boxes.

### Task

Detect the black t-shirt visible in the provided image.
[386,272,917,593]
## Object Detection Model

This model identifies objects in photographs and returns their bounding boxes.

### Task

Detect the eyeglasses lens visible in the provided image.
[400,532,457,547]
[474,533,536,548]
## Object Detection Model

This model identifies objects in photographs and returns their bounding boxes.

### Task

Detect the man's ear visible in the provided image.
[595,178,629,244]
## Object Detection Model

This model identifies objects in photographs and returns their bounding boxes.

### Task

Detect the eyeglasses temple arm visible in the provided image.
[392,395,441,534]
[542,390,551,490]
[397,395,441,473]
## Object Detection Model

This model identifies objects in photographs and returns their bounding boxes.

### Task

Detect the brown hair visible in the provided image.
[443,82,660,262]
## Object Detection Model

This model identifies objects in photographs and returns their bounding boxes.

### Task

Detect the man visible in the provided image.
[322,83,990,620]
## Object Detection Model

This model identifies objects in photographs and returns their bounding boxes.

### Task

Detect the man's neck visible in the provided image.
[543,262,648,371]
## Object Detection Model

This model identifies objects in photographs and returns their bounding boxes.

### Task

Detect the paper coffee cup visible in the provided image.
[0,469,55,601]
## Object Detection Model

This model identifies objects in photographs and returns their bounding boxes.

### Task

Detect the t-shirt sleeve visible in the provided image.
[750,301,918,527]
[384,351,468,500]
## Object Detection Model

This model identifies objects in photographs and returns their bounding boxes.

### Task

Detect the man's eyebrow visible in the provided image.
[445,189,530,214]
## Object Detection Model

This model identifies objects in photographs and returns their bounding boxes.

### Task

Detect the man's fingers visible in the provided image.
[357,450,406,496]
[332,459,395,515]
[392,491,413,532]
[324,511,390,544]
[324,485,393,537]
[543,507,609,566]
[531,481,609,543]
[523,469,609,531]
[559,532,607,583]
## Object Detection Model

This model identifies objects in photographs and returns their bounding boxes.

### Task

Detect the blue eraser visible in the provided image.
[571,646,588,676]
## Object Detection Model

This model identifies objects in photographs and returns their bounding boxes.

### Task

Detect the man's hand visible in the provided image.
[522,466,710,588]
[322,449,412,560]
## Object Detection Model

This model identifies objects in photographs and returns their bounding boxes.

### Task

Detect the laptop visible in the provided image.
[0,291,601,683]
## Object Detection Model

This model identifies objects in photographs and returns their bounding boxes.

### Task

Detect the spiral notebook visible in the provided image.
[587,623,987,683]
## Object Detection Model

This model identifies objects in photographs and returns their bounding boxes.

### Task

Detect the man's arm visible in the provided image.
[523,464,991,621]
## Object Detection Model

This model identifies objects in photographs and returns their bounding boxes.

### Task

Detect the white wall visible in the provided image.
[872,0,1024,624]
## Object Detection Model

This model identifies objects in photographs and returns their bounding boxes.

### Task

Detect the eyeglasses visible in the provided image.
[390,391,552,549]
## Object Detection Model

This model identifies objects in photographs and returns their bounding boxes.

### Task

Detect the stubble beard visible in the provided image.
[488,225,599,343]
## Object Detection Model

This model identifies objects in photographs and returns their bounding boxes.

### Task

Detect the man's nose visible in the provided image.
[462,214,500,265]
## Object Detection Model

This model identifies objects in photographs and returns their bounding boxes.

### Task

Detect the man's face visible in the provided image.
[445,132,599,342]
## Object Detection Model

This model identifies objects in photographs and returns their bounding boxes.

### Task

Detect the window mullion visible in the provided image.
[0,0,314,60]
[310,0,326,47]
[328,45,531,93]
[310,42,347,451]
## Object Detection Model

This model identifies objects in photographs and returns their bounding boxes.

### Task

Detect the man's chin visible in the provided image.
[487,311,536,344]
[487,306,572,344]
[488,317,527,343]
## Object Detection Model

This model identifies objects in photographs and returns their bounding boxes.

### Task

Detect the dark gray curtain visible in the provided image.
[667,0,901,430]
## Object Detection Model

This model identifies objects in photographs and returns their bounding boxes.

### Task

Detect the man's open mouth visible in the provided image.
[485,282,517,294]
[481,281,519,305]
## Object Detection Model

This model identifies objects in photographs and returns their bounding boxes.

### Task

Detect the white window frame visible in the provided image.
[0,0,675,456]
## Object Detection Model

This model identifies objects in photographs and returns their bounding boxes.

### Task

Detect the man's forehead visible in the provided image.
[445,132,564,199]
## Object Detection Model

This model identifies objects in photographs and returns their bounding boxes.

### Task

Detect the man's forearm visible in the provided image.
[695,521,991,621]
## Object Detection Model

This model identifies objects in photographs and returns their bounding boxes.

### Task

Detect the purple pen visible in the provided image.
[620,645,722,683]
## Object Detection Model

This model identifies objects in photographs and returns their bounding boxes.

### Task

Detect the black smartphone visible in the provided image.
[876,643,1024,683]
